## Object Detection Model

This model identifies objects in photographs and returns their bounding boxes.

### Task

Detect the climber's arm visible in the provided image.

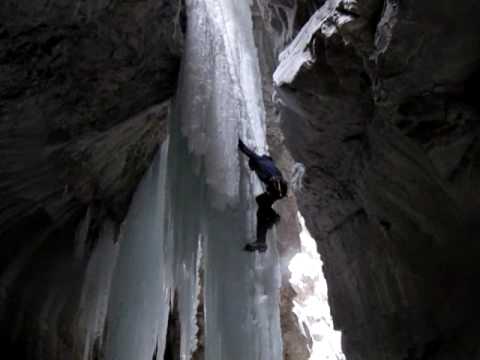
[238,139,259,160]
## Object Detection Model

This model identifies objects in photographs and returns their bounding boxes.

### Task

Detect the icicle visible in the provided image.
[104,138,172,360]
[77,222,119,360]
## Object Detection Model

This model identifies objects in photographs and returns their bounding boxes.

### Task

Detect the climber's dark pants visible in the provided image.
[256,192,281,244]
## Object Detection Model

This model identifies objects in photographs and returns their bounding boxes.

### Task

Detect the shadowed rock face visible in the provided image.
[0,0,182,357]
[0,0,182,230]
[266,0,480,359]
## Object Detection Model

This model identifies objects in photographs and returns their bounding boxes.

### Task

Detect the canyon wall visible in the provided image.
[3,0,477,359]
[262,0,480,359]
[0,1,182,357]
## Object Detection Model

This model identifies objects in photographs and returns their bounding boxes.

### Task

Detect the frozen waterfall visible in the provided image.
[103,0,283,359]
[105,140,172,360]
[170,0,283,358]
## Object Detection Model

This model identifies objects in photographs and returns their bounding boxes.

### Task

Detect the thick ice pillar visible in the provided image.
[101,0,284,358]
[104,140,172,360]
[168,0,283,359]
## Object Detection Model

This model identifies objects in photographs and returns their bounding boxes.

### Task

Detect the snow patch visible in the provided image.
[289,214,345,360]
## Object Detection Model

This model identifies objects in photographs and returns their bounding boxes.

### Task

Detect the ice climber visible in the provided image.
[238,139,288,252]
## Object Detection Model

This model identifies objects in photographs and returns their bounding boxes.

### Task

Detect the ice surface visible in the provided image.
[102,0,284,359]
[180,0,269,209]
[77,222,119,360]
[167,0,283,358]
[105,140,172,360]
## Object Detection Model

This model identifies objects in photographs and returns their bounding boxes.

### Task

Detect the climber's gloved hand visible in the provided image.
[238,138,246,152]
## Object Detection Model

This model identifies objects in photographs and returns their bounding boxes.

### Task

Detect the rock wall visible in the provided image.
[6,0,479,359]
[263,0,480,359]
[252,2,313,359]
[0,0,183,358]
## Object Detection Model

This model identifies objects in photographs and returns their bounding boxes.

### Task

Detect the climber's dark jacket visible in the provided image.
[239,139,288,251]
[238,139,287,199]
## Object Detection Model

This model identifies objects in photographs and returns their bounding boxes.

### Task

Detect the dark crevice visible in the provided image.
[293,1,327,34]
[464,63,480,111]
[152,342,159,360]
[398,96,428,116]
[379,219,391,230]
[0,207,52,275]
[404,336,444,360]
[371,0,387,35]
[405,120,450,144]
[0,26,8,39]
[179,0,187,35]
[92,336,103,360]
[41,35,64,56]
[164,292,181,360]
[336,6,360,19]
[395,119,413,130]
[342,132,365,143]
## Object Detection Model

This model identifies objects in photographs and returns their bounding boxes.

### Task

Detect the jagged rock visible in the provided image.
[267,0,480,359]
[0,0,183,357]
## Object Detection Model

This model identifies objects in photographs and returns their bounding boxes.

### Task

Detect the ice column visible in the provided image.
[99,0,284,358]
[104,140,172,360]
[168,0,283,359]
[76,221,119,360]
